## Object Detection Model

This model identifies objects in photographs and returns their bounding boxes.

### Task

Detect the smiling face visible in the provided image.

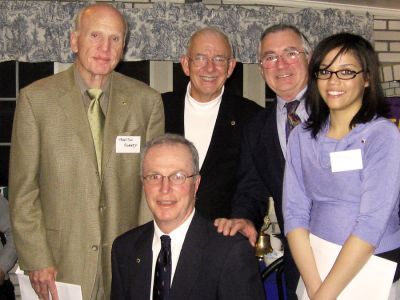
[143,143,200,233]
[180,29,236,103]
[259,29,309,101]
[70,5,125,87]
[317,48,369,117]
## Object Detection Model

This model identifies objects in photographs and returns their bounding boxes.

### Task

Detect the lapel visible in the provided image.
[128,224,154,300]
[102,73,135,176]
[169,213,208,299]
[256,101,285,174]
[200,92,235,174]
[55,67,98,173]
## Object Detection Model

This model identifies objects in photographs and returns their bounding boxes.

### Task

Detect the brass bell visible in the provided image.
[255,215,273,260]
[255,231,273,260]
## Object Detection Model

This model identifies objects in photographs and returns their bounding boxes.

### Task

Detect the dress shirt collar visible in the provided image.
[73,64,111,114]
[153,208,195,249]
[74,64,111,94]
[276,86,307,113]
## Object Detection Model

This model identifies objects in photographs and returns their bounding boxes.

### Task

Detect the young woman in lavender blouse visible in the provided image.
[283,32,400,300]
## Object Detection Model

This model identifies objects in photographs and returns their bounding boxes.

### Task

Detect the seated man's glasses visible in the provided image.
[189,55,230,68]
[315,69,364,80]
[143,172,198,185]
[260,49,307,69]
[260,48,307,69]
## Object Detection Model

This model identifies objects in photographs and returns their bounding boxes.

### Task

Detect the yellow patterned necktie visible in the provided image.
[87,88,104,175]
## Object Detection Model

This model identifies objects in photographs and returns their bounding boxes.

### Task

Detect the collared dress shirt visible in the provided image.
[276,87,308,158]
[150,209,195,300]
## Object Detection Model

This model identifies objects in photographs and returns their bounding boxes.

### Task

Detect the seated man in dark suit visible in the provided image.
[111,134,264,300]
[162,27,262,221]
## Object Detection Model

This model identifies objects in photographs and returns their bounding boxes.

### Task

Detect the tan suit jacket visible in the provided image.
[9,66,164,300]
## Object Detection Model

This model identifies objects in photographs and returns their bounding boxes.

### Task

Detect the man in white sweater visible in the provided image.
[162,27,262,221]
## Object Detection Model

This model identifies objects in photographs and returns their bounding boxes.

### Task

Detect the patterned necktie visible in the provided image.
[153,235,172,300]
[285,100,301,142]
[87,88,104,175]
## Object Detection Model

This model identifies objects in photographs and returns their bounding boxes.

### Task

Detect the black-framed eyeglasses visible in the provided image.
[188,55,231,68]
[315,69,364,80]
[143,172,198,185]
[260,49,307,69]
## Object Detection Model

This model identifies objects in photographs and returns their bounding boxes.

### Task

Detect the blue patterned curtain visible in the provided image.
[0,1,372,63]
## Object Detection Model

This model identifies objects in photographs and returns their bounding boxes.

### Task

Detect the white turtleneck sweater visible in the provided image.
[184,83,223,168]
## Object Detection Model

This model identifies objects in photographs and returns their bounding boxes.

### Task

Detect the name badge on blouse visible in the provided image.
[330,149,363,172]
[116,136,141,153]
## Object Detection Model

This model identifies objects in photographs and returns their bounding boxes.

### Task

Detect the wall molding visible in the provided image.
[227,0,400,17]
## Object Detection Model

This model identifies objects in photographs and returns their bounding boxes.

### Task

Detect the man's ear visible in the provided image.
[226,58,237,78]
[258,63,264,76]
[306,51,312,63]
[70,32,78,53]
[194,175,201,194]
[180,55,190,76]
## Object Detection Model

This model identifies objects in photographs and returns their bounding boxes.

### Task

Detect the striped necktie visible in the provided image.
[87,88,104,175]
[285,100,301,142]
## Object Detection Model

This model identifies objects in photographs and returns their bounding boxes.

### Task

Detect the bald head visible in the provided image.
[186,27,234,58]
[73,3,128,42]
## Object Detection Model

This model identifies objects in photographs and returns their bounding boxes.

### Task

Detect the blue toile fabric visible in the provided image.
[0,1,372,63]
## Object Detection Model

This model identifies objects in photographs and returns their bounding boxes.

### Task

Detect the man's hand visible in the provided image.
[28,267,59,300]
[0,268,5,286]
[214,218,258,246]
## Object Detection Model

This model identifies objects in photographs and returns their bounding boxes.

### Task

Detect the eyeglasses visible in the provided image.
[260,49,306,69]
[188,55,230,68]
[315,69,364,80]
[143,172,198,185]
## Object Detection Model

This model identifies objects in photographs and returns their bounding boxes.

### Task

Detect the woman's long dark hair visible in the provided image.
[305,32,388,138]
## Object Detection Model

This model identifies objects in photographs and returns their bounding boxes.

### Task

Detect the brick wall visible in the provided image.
[374,17,400,96]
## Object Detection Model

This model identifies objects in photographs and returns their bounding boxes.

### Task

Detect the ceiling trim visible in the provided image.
[224,0,400,17]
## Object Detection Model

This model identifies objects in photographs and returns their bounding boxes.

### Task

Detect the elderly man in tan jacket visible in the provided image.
[9,3,164,300]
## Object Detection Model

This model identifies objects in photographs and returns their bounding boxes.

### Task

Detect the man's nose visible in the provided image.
[204,58,217,71]
[276,55,290,68]
[100,38,111,52]
[160,176,172,193]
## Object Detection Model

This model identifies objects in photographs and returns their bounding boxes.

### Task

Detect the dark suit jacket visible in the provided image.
[231,101,300,299]
[111,212,265,300]
[162,91,262,220]
[231,101,285,231]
